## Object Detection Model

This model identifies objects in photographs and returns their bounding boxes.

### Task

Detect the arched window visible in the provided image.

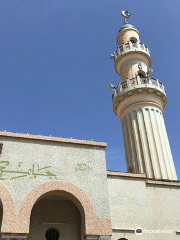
[118,238,128,240]
[138,70,146,78]
[130,37,138,43]
[45,228,60,240]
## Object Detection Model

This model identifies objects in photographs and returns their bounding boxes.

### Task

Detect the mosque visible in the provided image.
[0,11,180,240]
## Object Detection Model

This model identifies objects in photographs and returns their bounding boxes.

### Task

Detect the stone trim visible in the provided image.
[146,179,180,187]
[112,228,135,233]
[98,236,111,240]
[0,184,16,234]
[0,131,107,148]
[107,171,180,186]
[1,233,27,240]
[86,236,111,240]
[18,181,112,236]
[85,236,99,240]
[0,181,111,235]
[107,171,146,179]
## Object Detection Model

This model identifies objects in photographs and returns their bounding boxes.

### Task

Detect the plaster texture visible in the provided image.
[0,135,109,217]
[0,133,111,237]
[117,29,139,46]
[107,174,180,240]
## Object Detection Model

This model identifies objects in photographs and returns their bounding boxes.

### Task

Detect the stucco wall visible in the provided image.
[108,175,180,240]
[0,136,110,219]
[28,198,81,240]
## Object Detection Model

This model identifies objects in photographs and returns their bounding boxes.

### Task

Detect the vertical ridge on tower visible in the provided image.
[110,11,177,180]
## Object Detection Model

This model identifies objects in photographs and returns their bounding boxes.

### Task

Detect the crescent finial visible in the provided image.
[121,10,130,24]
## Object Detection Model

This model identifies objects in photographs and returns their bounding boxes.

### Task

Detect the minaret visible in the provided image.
[110,11,177,180]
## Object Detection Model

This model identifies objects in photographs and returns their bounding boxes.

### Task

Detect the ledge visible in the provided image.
[0,131,107,148]
[107,171,146,179]
[146,179,180,187]
[107,172,180,186]
[112,228,135,233]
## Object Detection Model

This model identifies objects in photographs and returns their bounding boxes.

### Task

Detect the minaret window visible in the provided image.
[138,70,146,78]
[130,37,137,43]
[45,228,60,240]
[138,73,145,78]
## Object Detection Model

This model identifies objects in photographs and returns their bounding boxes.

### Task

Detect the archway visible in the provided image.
[18,181,111,238]
[28,194,82,240]
[0,183,16,234]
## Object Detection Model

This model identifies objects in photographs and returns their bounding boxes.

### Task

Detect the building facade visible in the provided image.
[0,11,180,240]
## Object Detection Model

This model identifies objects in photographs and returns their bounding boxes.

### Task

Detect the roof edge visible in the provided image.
[0,131,107,148]
[107,170,146,179]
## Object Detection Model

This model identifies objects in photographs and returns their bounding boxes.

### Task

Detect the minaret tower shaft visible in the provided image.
[110,11,177,180]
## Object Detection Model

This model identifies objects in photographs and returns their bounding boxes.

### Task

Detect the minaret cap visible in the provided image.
[119,10,138,33]
[121,10,130,24]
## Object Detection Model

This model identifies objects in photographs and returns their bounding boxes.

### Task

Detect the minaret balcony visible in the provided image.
[112,76,167,112]
[111,41,150,61]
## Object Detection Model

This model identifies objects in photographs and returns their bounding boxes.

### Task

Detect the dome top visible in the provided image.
[119,23,138,33]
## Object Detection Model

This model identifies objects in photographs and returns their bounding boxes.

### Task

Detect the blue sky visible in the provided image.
[0,0,180,177]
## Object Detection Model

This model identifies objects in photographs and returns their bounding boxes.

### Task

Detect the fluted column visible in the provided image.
[111,13,178,181]
[122,107,177,180]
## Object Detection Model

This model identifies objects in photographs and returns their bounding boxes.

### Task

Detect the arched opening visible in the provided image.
[138,70,146,78]
[130,37,138,43]
[28,194,82,240]
[19,181,111,237]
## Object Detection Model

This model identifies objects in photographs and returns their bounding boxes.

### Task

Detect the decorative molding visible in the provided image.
[0,131,106,148]
[0,181,111,235]
[112,77,166,115]
[86,236,99,240]
[1,233,27,239]
[18,181,112,235]
[113,41,150,62]
[107,171,146,179]
[146,179,180,187]
[112,228,135,233]
[86,236,111,240]
[99,236,111,240]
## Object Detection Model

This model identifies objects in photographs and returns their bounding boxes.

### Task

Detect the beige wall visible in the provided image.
[0,133,112,237]
[0,135,109,218]
[28,197,81,240]
[108,174,180,240]
[117,29,139,46]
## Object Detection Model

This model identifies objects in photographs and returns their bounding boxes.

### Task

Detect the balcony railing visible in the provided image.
[112,76,165,101]
[111,41,150,60]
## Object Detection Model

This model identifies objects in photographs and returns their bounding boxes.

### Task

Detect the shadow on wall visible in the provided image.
[28,195,82,240]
